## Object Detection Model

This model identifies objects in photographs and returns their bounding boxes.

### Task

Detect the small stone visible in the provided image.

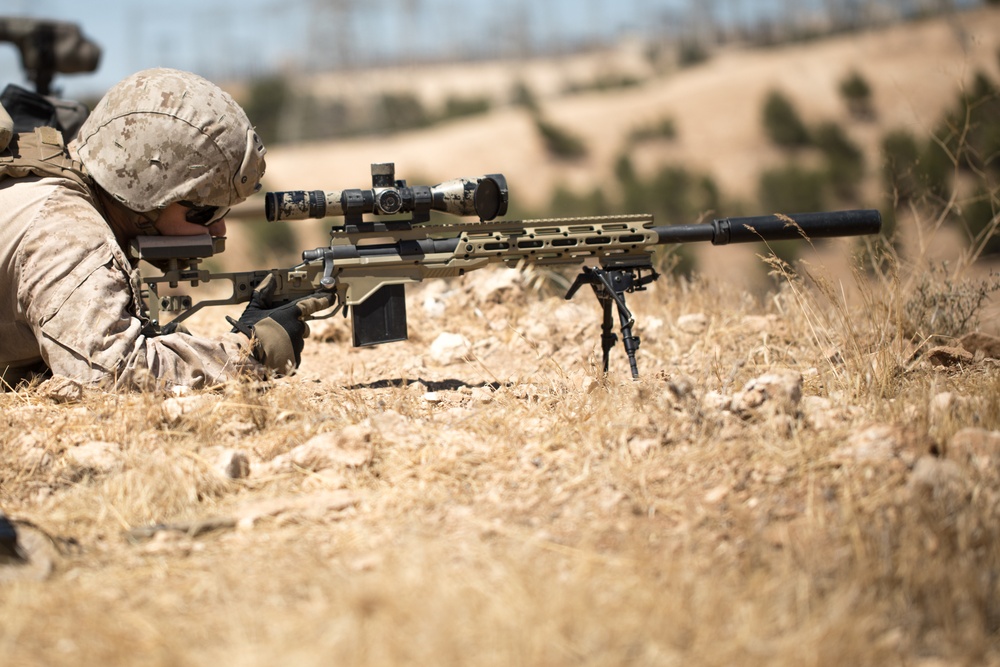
[429,332,471,365]
[704,484,729,504]
[265,427,374,474]
[423,392,444,404]
[65,441,122,474]
[907,456,969,508]
[702,391,731,412]
[161,396,210,426]
[676,313,708,335]
[628,438,658,458]
[200,447,250,480]
[731,370,802,416]
[835,424,899,463]
[948,428,1000,473]
[925,346,973,367]
[959,332,1000,359]
[470,387,494,403]
[39,376,82,404]
[580,376,600,394]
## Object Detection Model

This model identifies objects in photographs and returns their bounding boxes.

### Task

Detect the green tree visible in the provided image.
[535,117,588,160]
[762,90,810,148]
[241,76,291,144]
[813,121,865,201]
[758,164,826,213]
[839,70,875,119]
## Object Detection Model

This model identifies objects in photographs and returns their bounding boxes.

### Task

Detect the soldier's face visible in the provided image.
[154,202,227,237]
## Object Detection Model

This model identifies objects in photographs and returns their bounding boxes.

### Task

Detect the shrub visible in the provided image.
[535,117,588,160]
[903,262,1000,343]
[612,155,720,223]
[813,121,865,201]
[839,69,875,119]
[511,81,540,113]
[376,92,430,133]
[757,163,826,213]
[627,117,678,145]
[960,186,1000,256]
[880,129,949,206]
[241,76,291,144]
[548,185,611,218]
[762,90,811,148]
[440,96,491,121]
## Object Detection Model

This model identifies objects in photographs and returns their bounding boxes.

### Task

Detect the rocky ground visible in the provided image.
[1,254,999,665]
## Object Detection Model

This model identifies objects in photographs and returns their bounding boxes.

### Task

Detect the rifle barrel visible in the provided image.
[652,209,881,246]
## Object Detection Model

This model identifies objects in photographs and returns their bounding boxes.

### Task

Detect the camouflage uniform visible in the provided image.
[0,68,266,389]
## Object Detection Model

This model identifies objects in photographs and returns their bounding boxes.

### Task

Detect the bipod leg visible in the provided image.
[613,295,641,380]
[586,270,639,380]
[566,266,644,380]
[597,290,616,374]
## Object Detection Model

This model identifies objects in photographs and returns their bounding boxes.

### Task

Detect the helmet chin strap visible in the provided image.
[94,186,161,245]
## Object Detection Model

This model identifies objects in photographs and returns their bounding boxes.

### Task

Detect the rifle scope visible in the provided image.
[265,162,508,223]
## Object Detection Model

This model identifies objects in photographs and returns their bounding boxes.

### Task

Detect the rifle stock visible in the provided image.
[132,164,881,378]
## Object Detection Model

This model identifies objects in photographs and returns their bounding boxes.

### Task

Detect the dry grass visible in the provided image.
[2,219,999,665]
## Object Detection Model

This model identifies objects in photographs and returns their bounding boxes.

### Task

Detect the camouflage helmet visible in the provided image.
[75,68,266,213]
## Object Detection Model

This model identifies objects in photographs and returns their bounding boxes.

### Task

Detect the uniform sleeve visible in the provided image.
[37,257,261,388]
[17,182,264,388]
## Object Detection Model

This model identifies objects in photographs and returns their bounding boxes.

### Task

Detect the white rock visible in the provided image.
[948,428,1000,473]
[702,390,731,412]
[835,424,900,463]
[464,268,523,304]
[470,387,494,403]
[628,437,659,458]
[907,456,969,508]
[731,370,802,416]
[676,313,708,335]
[65,441,122,474]
[265,427,373,474]
[200,447,250,479]
[429,332,471,365]
[161,396,211,426]
[39,376,83,404]
[704,484,730,504]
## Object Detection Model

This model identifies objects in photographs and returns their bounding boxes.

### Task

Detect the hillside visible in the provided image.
[261,8,1000,213]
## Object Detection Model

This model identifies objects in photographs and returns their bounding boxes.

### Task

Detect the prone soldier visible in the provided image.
[0,67,332,390]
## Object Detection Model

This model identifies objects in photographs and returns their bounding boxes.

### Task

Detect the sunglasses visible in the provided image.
[180,201,230,226]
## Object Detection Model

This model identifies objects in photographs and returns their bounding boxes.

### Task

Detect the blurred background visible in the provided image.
[3,0,984,99]
[2,0,999,301]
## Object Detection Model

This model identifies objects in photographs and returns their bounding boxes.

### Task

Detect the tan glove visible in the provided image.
[228,274,335,375]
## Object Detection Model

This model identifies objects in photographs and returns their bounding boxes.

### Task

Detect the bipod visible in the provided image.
[565,263,659,380]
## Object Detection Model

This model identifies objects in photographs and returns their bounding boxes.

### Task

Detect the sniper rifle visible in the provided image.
[131,162,882,379]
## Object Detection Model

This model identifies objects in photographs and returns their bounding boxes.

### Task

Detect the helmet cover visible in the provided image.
[75,68,266,212]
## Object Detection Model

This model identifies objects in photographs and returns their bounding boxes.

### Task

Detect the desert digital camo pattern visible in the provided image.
[0,173,262,389]
[74,68,266,213]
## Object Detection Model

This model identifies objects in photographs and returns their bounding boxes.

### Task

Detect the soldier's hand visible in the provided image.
[228,274,335,375]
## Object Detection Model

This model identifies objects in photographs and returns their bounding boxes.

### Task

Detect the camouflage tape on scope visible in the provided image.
[265,190,345,221]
